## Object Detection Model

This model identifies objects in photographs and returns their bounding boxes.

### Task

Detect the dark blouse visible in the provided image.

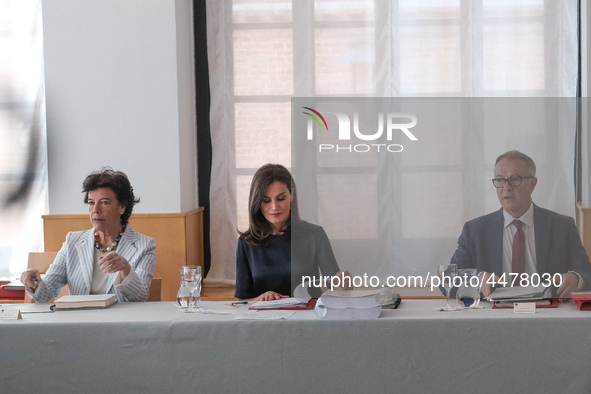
[235,221,340,299]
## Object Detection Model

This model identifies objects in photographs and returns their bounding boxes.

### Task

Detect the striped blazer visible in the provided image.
[32,226,156,303]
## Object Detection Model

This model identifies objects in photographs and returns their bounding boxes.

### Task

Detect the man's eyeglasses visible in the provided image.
[492,175,533,188]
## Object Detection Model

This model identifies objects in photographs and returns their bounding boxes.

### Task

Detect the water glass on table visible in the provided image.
[437,263,458,311]
[456,268,481,309]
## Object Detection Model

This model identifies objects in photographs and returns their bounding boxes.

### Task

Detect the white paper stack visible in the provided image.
[314,289,388,320]
[250,298,309,309]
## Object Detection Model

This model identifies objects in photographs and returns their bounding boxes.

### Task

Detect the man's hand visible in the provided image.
[557,272,579,300]
[478,271,500,297]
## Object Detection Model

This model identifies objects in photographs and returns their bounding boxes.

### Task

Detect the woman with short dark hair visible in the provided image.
[82,168,140,226]
[235,164,346,301]
[21,168,156,302]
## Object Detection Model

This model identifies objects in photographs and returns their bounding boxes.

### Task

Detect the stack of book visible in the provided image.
[314,289,388,319]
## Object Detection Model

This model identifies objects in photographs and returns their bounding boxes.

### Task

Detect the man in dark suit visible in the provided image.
[450,150,591,297]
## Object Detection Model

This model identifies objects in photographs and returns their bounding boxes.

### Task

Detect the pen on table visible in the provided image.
[224,301,248,307]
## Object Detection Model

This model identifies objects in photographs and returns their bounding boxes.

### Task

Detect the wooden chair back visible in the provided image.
[147,278,161,301]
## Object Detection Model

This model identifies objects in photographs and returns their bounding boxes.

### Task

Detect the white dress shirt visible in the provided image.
[91,249,122,294]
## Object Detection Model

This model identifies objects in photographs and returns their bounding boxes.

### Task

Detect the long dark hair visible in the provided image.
[239,164,300,246]
[82,168,139,226]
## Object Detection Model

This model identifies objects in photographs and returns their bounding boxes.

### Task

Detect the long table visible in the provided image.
[1,300,590,393]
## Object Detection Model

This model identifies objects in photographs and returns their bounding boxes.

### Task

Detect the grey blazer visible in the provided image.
[31,226,156,303]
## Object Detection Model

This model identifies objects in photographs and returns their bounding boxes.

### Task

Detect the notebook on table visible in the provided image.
[54,294,117,310]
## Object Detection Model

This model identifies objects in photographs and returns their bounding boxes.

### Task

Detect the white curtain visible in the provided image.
[205,0,578,285]
[0,0,47,278]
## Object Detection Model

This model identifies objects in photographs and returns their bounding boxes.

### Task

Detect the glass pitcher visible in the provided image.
[176,278,193,309]
[177,266,201,311]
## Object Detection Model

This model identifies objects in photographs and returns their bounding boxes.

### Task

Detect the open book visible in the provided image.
[486,285,555,308]
[54,294,117,310]
[485,285,551,302]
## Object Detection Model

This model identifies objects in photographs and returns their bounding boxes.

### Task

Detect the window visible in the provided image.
[206,0,577,284]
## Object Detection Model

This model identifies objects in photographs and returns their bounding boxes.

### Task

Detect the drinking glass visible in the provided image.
[179,266,202,313]
[438,264,458,311]
[456,268,481,309]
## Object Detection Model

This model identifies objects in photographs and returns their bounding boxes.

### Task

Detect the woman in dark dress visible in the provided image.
[235,164,347,301]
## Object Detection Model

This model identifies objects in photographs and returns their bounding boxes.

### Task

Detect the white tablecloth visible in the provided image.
[1,300,590,393]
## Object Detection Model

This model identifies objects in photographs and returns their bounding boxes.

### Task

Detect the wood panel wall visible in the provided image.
[42,208,203,301]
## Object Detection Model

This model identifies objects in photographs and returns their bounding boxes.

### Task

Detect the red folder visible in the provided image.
[249,298,317,310]
[571,292,591,310]
[0,287,25,300]
[492,298,559,309]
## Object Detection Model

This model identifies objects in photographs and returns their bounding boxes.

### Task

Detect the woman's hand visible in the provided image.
[99,252,131,279]
[20,269,42,292]
[257,291,288,301]
[333,270,353,289]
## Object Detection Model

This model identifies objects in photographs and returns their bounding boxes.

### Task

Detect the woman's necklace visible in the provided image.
[95,227,125,252]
